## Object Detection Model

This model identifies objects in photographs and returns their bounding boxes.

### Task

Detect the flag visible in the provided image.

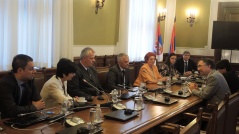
[154,23,163,62]
[169,17,176,53]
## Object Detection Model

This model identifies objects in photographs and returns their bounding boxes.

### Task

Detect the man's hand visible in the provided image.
[32,99,45,110]
[184,71,192,76]
[188,82,198,90]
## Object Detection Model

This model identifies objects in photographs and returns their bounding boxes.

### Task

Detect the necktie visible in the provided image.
[19,83,27,105]
[122,70,125,87]
[184,62,188,72]
[87,68,91,77]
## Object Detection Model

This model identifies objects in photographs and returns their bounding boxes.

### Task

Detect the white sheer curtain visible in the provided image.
[127,0,157,62]
[0,0,73,71]
[222,50,239,63]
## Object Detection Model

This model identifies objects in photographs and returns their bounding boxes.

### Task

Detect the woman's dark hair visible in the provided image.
[165,53,176,66]
[12,54,33,73]
[144,52,156,62]
[56,58,77,78]
[216,59,231,71]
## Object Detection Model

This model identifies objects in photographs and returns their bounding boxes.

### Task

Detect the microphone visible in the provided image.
[82,79,110,102]
[73,102,113,111]
[18,107,60,117]
[117,84,130,89]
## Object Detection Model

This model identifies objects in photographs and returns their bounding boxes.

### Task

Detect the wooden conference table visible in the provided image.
[0,84,202,134]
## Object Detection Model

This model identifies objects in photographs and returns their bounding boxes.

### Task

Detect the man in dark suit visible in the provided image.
[107,53,131,91]
[216,59,239,94]
[174,51,197,76]
[67,47,103,100]
[0,54,45,119]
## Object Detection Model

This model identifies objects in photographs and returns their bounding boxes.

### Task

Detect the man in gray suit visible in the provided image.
[189,58,231,105]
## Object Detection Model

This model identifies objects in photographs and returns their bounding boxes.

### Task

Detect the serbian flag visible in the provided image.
[154,23,163,62]
[170,17,176,53]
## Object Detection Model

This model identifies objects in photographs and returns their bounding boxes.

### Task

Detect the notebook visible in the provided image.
[104,110,138,121]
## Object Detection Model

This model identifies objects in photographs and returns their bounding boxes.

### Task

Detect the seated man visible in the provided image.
[107,53,131,91]
[216,59,239,94]
[67,47,103,100]
[0,54,45,119]
[189,58,231,105]
[174,51,197,76]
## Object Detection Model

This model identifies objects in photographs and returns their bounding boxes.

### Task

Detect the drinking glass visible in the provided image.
[89,108,96,125]
[61,99,68,114]
[134,97,143,111]
[67,99,74,111]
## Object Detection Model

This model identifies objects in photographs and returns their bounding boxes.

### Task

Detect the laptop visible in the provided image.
[104,110,138,121]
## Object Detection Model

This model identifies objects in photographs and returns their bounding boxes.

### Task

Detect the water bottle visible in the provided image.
[95,104,103,123]
[112,89,118,103]
[166,76,171,90]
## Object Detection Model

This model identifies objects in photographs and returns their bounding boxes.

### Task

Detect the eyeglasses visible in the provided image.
[197,64,208,68]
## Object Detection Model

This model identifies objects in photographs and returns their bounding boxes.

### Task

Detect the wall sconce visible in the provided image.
[158,9,166,22]
[95,0,105,14]
[186,9,197,27]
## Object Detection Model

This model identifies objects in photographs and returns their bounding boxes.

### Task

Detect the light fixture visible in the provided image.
[95,0,105,14]
[158,8,166,22]
[186,9,197,27]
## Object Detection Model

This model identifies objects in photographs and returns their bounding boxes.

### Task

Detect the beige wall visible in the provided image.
[176,0,211,48]
[73,0,120,45]
[72,0,213,57]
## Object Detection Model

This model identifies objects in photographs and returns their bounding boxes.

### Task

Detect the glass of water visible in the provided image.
[89,108,96,125]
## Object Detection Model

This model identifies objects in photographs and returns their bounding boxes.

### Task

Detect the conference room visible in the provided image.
[0,0,239,134]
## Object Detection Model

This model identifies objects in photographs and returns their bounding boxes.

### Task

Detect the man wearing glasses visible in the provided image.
[188,58,231,105]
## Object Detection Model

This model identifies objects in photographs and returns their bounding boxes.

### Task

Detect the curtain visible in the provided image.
[222,50,239,63]
[127,0,157,62]
[0,0,73,71]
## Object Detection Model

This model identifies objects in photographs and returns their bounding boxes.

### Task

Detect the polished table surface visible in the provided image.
[0,84,202,134]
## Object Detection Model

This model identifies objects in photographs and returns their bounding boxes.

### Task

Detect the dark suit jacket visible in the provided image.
[0,72,41,119]
[107,64,131,91]
[223,70,239,94]
[67,63,103,97]
[174,58,197,75]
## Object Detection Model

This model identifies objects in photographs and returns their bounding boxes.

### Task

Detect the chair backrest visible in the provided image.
[33,71,45,92]
[224,91,239,134]
[180,107,203,134]
[105,55,117,67]
[43,68,57,82]
[160,107,203,134]
[96,67,109,92]
[207,93,229,134]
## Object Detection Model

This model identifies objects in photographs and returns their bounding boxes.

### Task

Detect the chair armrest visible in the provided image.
[160,123,180,134]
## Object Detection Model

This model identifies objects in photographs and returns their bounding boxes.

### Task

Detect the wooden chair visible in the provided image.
[94,55,105,67]
[42,68,57,82]
[160,107,203,134]
[105,55,117,67]
[33,71,45,92]
[224,91,239,134]
[183,93,229,134]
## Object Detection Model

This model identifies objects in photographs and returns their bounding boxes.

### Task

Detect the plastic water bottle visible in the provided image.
[95,104,103,123]
[166,76,171,90]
